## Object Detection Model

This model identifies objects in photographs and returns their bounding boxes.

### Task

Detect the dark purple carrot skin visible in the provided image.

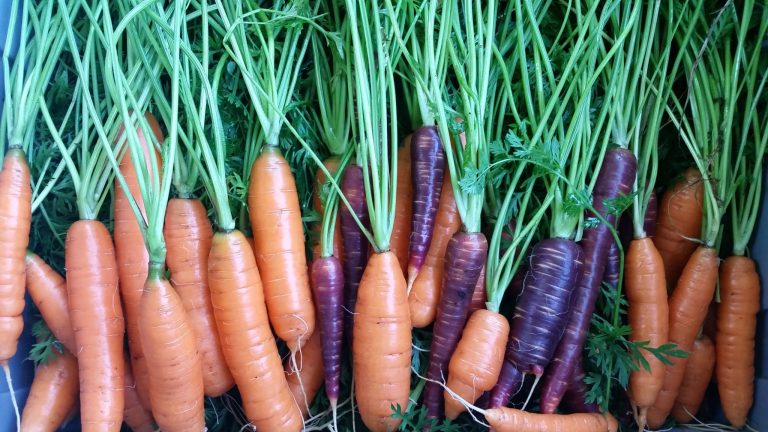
[488,360,525,408]
[604,240,620,289]
[408,125,445,281]
[506,238,584,376]
[560,358,599,414]
[310,256,344,402]
[422,232,487,421]
[540,148,637,414]
[340,164,369,347]
[644,191,658,237]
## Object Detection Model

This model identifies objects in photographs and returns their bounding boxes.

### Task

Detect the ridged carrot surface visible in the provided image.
[164,198,233,396]
[672,335,714,424]
[25,252,76,354]
[0,149,32,364]
[20,348,79,432]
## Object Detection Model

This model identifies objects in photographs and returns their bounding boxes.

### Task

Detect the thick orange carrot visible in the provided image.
[164,197,234,397]
[208,230,303,431]
[20,348,79,432]
[65,220,125,431]
[113,112,163,410]
[25,252,76,354]
[716,256,759,428]
[672,335,714,424]
[138,266,205,431]
[312,157,344,262]
[408,175,461,327]
[249,146,315,352]
[285,329,324,418]
[0,148,32,364]
[646,246,719,429]
[354,251,411,432]
[485,407,618,432]
[123,357,155,432]
[625,237,668,431]
[390,136,413,274]
[468,265,487,314]
[444,309,508,420]
[653,168,703,289]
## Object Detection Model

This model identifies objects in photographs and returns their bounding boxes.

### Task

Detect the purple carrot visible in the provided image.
[310,256,344,405]
[506,238,584,376]
[539,148,637,414]
[488,359,525,408]
[422,232,487,421]
[560,358,599,414]
[407,125,445,286]
[339,164,369,346]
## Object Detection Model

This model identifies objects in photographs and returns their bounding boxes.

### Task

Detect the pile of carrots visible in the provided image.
[1,0,766,431]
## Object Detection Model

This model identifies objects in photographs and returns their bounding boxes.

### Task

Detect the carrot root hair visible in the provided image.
[2,363,20,431]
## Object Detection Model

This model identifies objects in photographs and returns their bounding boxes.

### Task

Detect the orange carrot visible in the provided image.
[485,407,618,432]
[444,309,508,420]
[408,174,461,327]
[285,329,325,419]
[354,252,411,432]
[624,237,668,431]
[672,335,714,424]
[113,112,163,410]
[249,146,315,352]
[646,246,718,429]
[123,357,155,432]
[390,136,413,274]
[652,168,703,289]
[0,148,32,365]
[209,230,303,431]
[25,252,76,354]
[65,220,125,431]
[468,265,487,315]
[138,265,205,431]
[716,256,760,428]
[312,157,344,262]
[164,197,234,397]
[20,348,79,432]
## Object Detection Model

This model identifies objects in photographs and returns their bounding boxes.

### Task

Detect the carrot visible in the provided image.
[469,265,487,315]
[209,230,303,431]
[0,148,32,365]
[340,164,370,345]
[652,168,703,290]
[444,309,508,420]
[408,174,461,328]
[390,136,413,274]
[25,252,76,354]
[422,232,488,419]
[624,237,668,431]
[407,126,445,286]
[560,357,599,414]
[65,220,125,431]
[716,256,759,428]
[485,407,618,432]
[249,146,315,352]
[672,335,714,424]
[285,329,325,419]
[164,197,234,396]
[646,245,719,429]
[20,348,79,432]
[353,252,411,432]
[123,357,155,432]
[137,264,204,431]
[113,112,163,410]
[310,255,344,406]
[312,157,344,262]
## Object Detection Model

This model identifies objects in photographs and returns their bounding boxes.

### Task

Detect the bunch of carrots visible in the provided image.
[1,0,766,431]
